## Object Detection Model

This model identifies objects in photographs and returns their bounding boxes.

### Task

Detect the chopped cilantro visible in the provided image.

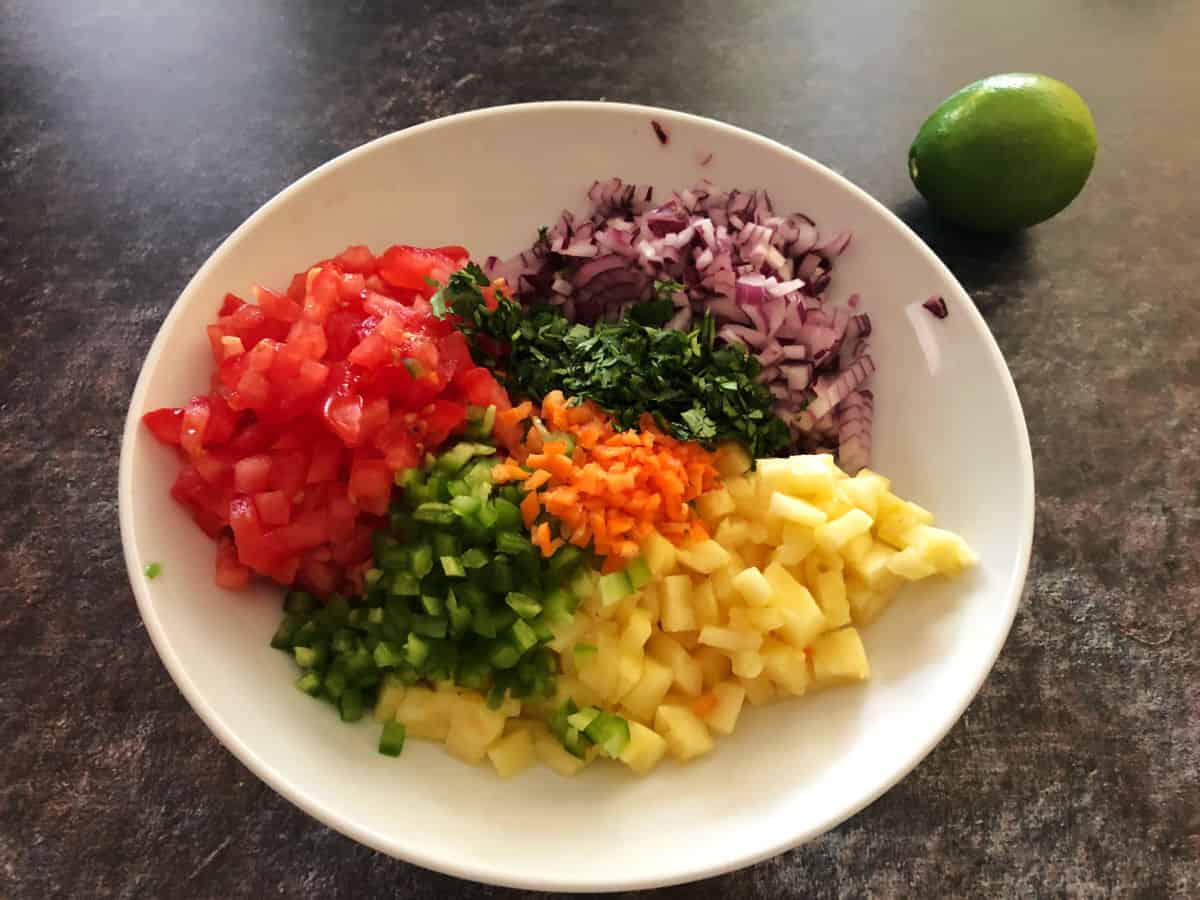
[443,269,790,457]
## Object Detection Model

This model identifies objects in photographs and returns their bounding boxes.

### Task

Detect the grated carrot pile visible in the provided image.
[491,391,719,566]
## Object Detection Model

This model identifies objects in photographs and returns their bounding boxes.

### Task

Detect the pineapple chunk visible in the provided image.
[810,627,871,685]
[906,525,979,575]
[731,650,764,679]
[676,539,732,574]
[762,561,817,612]
[758,455,836,496]
[739,672,776,706]
[698,625,763,653]
[838,469,890,517]
[709,565,736,605]
[714,516,752,548]
[887,545,939,580]
[549,674,603,711]
[619,720,669,774]
[761,639,812,695]
[639,583,662,625]
[693,646,732,688]
[846,577,892,627]
[486,728,535,778]
[654,705,714,762]
[613,649,644,703]
[814,508,874,553]
[851,542,903,592]
[706,682,746,735]
[445,693,509,764]
[695,487,736,523]
[714,442,753,478]
[640,530,678,576]
[875,495,935,548]
[840,532,874,568]
[731,565,774,607]
[620,609,654,652]
[393,687,454,741]
[813,569,851,629]
[692,579,720,627]
[646,633,703,696]
[621,656,674,723]
[768,491,828,527]
[534,728,588,776]
[661,575,697,632]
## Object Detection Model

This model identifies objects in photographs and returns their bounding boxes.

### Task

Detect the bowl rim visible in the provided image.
[119,100,1035,892]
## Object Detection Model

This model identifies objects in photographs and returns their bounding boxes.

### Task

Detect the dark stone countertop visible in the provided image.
[2,1,1197,897]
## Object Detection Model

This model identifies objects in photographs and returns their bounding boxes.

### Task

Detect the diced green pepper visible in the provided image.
[598,570,633,606]
[378,721,407,756]
[413,502,456,525]
[505,591,542,620]
[295,672,322,696]
[440,555,466,578]
[625,557,652,591]
[338,688,365,722]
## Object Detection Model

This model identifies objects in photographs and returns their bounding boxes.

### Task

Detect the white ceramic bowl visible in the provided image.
[120,102,1033,892]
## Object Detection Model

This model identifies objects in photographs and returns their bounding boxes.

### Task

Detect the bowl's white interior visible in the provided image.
[120,103,1033,892]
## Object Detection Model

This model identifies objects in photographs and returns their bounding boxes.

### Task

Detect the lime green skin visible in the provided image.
[909,73,1097,232]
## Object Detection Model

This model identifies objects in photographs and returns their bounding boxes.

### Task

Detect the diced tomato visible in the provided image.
[335,245,376,275]
[433,245,470,266]
[254,490,293,526]
[253,286,302,323]
[377,245,458,296]
[214,535,251,589]
[142,407,183,445]
[234,454,272,493]
[148,243,513,595]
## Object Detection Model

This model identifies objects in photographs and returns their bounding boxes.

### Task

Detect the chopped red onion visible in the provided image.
[923,295,949,319]
[491,178,877,463]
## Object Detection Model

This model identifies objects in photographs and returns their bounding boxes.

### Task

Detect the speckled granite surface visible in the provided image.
[2,1,1197,897]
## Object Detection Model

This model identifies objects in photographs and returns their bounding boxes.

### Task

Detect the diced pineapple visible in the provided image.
[621,609,654,652]
[698,624,763,653]
[445,693,509,764]
[621,656,674,723]
[814,508,874,553]
[640,530,678,576]
[534,728,588,776]
[577,628,622,700]
[846,576,892,626]
[646,633,703,696]
[761,639,811,695]
[654,705,714,762]
[816,494,855,520]
[676,539,732,574]
[714,516,752,548]
[738,542,771,571]
[810,627,871,685]
[875,495,935,548]
[767,491,828,527]
[691,579,720,627]
[486,728,535,778]
[373,675,407,723]
[905,525,979,575]
[661,574,697,632]
[729,476,770,518]
[714,441,753,478]
[693,646,732,688]
[739,672,776,706]
[838,469,890,517]
[813,568,851,629]
[776,605,828,652]
[851,542,903,592]
[619,720,669,774]
[706,682,746,735]
[762,561,816,612]
[731,565,774,607]
[613,648,644,703]
[744,606,786,631]
[770,542,809,567]
[549,674,603,711]
[840,532,874,568]
[747,520,770,545]
[759,455,836,496]
[639,583,662,625]
[710,565,736,606]
[695,487,736,523]
[673,630,701,651]
[886,544,939,580]
[731,650,764,679]
[393,686,454,741]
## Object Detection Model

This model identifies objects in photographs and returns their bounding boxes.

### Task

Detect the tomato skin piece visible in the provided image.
[143,407,184,445]
[347,457,392,516]
[219,293,246,317]
[254,490,293,526]
[253,285,302,323]
[377,245,457,296]
[335,245,376,275]
[215,535,252,589]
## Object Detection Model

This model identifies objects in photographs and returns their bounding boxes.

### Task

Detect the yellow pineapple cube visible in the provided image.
[373,675,407,723]
[875,495,935,548]
[767,491,828,527]
[814,508,874,553]
[676,539,732,574]
[445,693,509,764]
[620,656,674,724]
[640,530,678,576]
[761,639,812,695]
[619,720,669,774]
[393,686,454,742]
[886,545,939,580]
[846,576,892,627]
[739,672,776,706]
[621,609,654,652]
[810,627,871,685]
[646,632,704,696]
[661,574,698,632]
[692,579,720,627]
[813,569,851,628]
[486,728,535,778]
[693,646,732,688]
[731,565,774,607]
[654,705,714,762]
[706,681,747,735]
[695,487,736,523]
[714,516,752,548]
[731,649,764,679]
[534,728,587,776]
[698,624,763,653]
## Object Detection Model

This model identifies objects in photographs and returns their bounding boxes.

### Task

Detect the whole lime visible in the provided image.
[908,73,1097,232]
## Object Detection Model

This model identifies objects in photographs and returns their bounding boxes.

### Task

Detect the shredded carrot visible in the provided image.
[492,394,719,568]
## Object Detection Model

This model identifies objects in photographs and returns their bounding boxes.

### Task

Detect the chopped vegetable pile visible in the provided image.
[139,182,979,778]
